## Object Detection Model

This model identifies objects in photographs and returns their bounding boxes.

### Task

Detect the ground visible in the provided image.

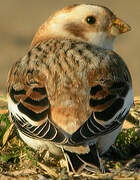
[0,95,140,180]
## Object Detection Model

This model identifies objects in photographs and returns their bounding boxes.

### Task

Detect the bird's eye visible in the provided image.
[86,16,96,24]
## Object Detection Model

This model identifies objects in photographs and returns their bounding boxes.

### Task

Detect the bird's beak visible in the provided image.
[110,18,131,36]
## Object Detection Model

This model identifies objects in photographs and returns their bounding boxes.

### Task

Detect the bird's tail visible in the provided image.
[63,144,105,174]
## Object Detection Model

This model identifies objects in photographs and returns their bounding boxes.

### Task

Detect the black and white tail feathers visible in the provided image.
[64,144,105,174]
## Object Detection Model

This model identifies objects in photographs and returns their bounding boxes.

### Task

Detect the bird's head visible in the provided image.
[31,4,131,50]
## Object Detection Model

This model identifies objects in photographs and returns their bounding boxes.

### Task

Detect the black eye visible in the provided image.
[86,16,96,24]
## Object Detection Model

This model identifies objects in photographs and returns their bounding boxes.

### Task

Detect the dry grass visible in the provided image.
[0,95,140,180]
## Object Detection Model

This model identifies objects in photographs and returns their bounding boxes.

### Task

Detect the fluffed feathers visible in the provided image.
[7,4,133,174]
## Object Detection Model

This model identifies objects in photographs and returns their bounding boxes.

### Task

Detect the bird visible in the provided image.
[7,4,133,174]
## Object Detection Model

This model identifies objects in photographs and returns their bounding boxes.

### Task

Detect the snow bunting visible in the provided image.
[7,4,133,174]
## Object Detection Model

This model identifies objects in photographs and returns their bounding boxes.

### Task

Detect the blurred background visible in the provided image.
[0,0,139,96]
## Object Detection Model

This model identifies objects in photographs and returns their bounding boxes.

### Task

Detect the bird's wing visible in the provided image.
[7,44,70,145]
[8,39,133,147]
[69,47,133,145]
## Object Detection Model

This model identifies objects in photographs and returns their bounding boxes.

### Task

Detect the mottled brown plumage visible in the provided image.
[8,4,133,174]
